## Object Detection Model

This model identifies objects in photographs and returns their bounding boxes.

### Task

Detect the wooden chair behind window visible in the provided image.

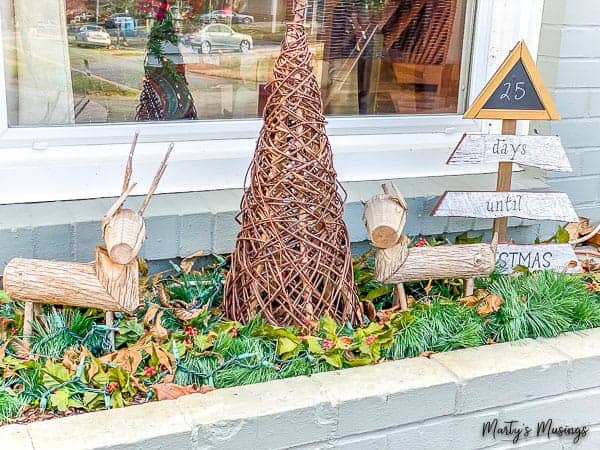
[382,0,459,112]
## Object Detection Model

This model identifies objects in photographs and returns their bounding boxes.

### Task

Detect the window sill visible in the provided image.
[0,171,549,271]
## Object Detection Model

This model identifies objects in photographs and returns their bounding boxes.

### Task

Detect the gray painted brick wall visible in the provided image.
[536,0,600,222]
[0,0,595,270]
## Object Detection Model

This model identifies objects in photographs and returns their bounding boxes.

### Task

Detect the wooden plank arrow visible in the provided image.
[431,191,579,222]
[496,244,581,274]
[447,134,572,172]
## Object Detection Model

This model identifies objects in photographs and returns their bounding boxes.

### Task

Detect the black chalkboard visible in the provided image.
[482,60,544,110]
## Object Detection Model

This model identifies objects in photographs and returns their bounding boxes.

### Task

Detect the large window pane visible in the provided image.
[2,0,469,126]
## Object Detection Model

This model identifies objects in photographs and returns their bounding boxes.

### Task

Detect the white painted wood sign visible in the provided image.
[496,244,581,274]
[447,134,572,172]
[431,191,579,222]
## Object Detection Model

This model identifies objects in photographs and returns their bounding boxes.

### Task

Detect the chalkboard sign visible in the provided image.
[482,60,543,111]
[464,41,559,121]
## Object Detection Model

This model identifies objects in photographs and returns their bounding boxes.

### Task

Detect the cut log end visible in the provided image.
[108,243,138,266]
[370,226,402,249]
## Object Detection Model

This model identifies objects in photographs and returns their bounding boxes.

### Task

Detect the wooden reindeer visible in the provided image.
[363,183,497,309]
[3,133,173,342]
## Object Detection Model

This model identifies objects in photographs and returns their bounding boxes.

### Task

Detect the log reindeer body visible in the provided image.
[3,133,173,338]
[363,183,497,308]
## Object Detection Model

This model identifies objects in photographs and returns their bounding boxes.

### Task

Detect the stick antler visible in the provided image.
[139,143,174,215]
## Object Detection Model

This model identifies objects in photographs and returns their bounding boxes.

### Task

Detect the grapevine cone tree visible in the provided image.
[224,0,361,328]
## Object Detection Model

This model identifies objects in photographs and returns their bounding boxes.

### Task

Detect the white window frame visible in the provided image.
[0,0,545,204]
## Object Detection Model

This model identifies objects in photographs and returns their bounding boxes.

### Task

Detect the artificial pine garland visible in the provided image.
[1,255,600,424]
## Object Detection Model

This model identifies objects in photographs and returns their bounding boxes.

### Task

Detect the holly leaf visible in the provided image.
[556,226,570,244]
[455,231,483,244]
[323,352,343,368]
[277,337,300,360]
[43,362,71,387]
[364,286,392,301]
[303,336,324,355]
[49,388,70,412]
[321,315,337,339]
[82,392,105,411]
[0,291,10,304]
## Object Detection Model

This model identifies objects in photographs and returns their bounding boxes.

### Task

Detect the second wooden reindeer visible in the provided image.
[364,183,497,309]
[3,133,173,343]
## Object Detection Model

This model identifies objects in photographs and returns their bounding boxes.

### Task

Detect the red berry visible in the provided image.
[414,237,428,247]
[106,382,119,393]
[365,335,376,345]
[143,366,157,377]
[321,339,335,350]
[587,283,598,292]
[184,326,198,337]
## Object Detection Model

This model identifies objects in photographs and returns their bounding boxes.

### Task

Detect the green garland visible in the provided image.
[146,11,180,83]
[1,255,600,424]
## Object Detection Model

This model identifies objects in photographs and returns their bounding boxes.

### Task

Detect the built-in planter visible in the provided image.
[3,328,600,450]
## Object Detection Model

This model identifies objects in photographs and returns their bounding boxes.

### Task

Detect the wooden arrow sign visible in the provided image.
[431,191,579,222]
[447,134,572,172]
[496,244,581,274]
[464,41,559,121]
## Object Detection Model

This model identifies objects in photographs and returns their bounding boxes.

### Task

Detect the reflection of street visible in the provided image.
[70,41,281,122]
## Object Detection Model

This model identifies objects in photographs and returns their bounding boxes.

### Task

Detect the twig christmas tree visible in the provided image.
[224,0,361,328]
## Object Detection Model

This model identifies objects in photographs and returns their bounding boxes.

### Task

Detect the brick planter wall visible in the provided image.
[3,329,600,450]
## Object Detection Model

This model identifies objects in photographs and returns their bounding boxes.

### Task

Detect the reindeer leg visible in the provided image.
[105,311,115,352]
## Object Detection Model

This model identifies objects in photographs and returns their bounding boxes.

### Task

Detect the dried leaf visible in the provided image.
[143,303,161,329]
[100,345,144,375]
[10,338,31,359]
[419,351,435,358]
[476,294,503,317]
[62,348,81,372]
[486,337,496,345]
[423,279,433,296]
[173,307,204,322]
[152,383,214,401]
[460,296,482,308]
[150,311,169,342]
[359,301,376,322]
[156,284,171,308]
[375,305,400,323]
[180,250,204,274]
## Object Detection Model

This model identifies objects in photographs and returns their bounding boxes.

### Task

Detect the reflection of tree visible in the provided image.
[66,0,96,15]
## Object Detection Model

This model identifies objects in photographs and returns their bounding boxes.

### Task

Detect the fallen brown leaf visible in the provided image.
[149,311,169,342]
[423,279,433,296]
[180,250,204,274]
[359,301,376,322]
[476,294,503,317]
[486,337,496,345]
[173,307,204,322]
[143,304,161,329]
[419,351,435,358]
[152,383,214,401]
[62,348,81,372]
[460,295,482,308]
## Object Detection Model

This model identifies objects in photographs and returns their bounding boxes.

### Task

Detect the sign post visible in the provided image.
[432,40,580,275]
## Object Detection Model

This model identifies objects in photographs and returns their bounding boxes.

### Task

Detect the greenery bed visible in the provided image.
[1,247,599,425]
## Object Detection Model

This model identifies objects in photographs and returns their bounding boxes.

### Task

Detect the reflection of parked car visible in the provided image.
[104,13,129,28]
[190,24,253,54]
[199,10,254,24]
[75,25,112,47]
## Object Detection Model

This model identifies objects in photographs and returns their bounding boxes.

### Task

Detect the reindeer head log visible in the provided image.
[103,209,146,265]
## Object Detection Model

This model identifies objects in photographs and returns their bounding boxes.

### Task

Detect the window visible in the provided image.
[3,0,470,126]
[0,0,546,204]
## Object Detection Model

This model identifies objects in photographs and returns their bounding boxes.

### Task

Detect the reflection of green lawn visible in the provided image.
[71,70,139,97]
